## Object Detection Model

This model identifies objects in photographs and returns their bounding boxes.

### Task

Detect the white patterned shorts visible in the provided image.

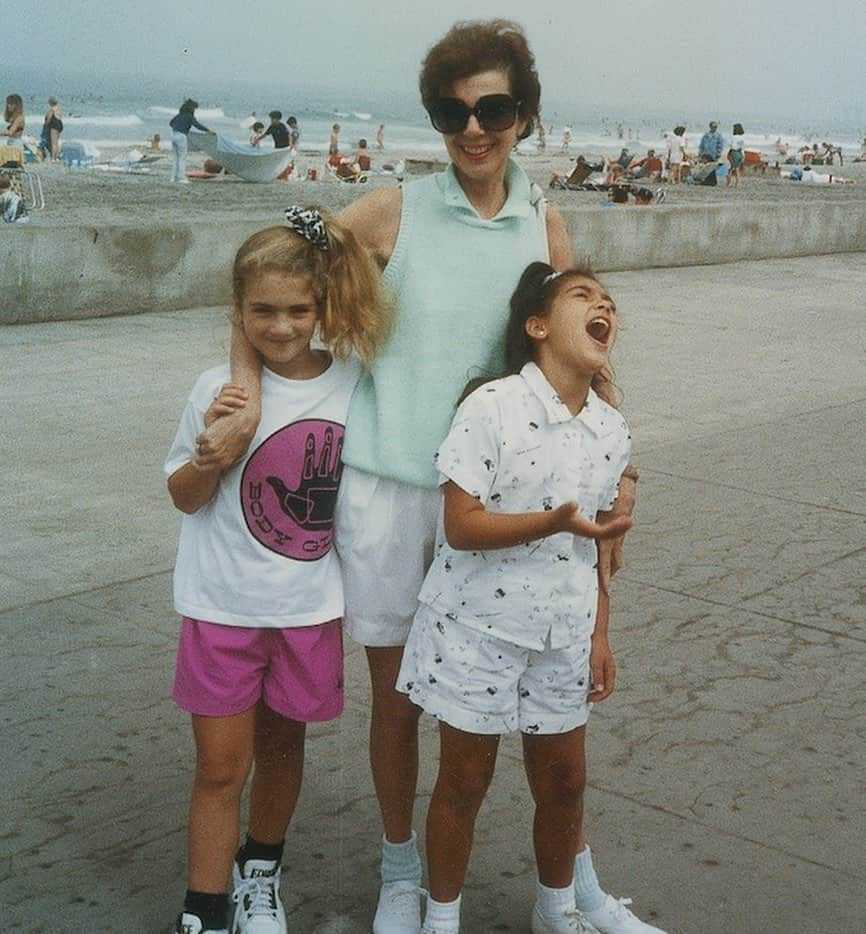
[397,604,592,735]
[335,465,441,647]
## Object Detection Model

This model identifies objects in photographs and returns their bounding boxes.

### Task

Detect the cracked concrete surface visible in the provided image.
[1,254,864,932]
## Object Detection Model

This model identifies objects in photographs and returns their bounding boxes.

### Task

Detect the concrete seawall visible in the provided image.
[2,200,865,323]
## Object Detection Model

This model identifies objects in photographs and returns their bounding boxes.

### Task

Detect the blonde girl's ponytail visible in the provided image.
[316,212,393,366]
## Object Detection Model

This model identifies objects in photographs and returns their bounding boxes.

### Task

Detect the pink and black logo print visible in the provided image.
[241,419,343,561]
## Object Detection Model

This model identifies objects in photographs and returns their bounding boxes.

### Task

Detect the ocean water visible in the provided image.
[7,69,864,159]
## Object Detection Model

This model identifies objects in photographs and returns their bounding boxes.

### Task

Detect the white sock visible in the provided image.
[573,845,606,912]
[423,893,461,932]
[381,831,422,884]
[537,880,577,918]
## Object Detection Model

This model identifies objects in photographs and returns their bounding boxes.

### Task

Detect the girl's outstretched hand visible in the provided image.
[552,502,632,541]
[587,634,616,702]
[203,383,249,428]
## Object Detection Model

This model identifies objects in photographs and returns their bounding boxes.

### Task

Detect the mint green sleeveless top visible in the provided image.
[342,159,550,488]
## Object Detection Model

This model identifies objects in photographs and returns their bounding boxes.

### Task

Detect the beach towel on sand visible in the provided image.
[188,132,293,182]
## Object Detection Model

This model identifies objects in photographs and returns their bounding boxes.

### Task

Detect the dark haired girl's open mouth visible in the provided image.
[586,316,612,345]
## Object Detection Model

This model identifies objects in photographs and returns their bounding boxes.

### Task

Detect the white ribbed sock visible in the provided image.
[573,846,606,912]
[423,893,461,932]
[381,831,422,884]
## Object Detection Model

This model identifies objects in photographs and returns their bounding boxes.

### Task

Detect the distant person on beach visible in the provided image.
[604,161,625,185]
[43,97,63,160]
[698,120,724,162]
[2,94,25,147]
[355,138,371,171]
[625,149,660,179]
[536,121,546,152]
[164,207,390,934]
[206,19,643,934]
[169,98,212,184]
[0,174,27,222]
[255,111,290,149]
[560,124,573,153]
[249,122,264,147]
[666,125,687,183]
[328,123,341,163]
[855,138,866,162]
[287,116,300,156]
[726,122,745,188]
[396,262,646,934]
[377,123,385,149]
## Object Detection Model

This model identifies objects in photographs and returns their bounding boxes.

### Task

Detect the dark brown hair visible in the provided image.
[419,19,541,140]
[459,261,618,406]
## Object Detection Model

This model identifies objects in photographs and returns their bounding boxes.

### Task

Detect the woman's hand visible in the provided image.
[203,382,249,428]
[597,475,637,595]
[195,396,260,471]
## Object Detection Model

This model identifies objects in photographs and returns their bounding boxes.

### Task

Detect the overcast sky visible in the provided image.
[11,0,866,127]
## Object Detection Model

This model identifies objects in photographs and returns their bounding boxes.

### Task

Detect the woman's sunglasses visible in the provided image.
[427,94,522,135]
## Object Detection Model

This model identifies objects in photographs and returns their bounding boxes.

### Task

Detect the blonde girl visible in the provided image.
[164,207,389,934]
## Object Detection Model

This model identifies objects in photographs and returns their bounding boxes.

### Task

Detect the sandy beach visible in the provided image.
[14,144,866,229]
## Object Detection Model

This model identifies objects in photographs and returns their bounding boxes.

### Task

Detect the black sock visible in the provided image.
[183,890,228,931]
[236,834,284,869]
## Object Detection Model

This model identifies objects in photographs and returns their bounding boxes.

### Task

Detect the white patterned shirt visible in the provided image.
[417,362,631,650]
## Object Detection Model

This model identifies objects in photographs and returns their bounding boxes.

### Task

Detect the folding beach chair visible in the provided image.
[0,146,45,210]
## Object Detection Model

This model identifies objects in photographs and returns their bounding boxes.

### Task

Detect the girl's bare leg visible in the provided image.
[522,726,587,889]
[248,702,307,844]
[426,723,500,901]
[188,708,256,892]
[366,645,423,843]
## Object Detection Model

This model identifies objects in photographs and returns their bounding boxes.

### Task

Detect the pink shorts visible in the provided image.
[172,617,343,722]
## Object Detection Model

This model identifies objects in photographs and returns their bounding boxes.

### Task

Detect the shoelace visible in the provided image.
[607,896,636,921]
[562,907,602,934]
[232,874,279,918]
[385,883,428,919]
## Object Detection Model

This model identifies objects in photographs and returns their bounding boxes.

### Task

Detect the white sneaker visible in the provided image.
[583,895,667,934]
[531,902,600,933]
[372,880,424,933]
[175,912,229,934]
[230,859,288,934]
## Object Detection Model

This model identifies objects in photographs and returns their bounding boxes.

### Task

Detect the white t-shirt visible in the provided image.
[668,134,686,164]
[418,362,632,651]
[164,357,361,628]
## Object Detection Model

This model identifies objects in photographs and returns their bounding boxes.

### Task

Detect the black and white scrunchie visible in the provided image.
[284,205,329,252]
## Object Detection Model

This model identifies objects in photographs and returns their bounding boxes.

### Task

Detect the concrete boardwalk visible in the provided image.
[2,254,865,933]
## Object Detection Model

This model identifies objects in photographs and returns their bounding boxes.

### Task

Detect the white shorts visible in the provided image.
[334,465,441,647]
[397,604,592,735]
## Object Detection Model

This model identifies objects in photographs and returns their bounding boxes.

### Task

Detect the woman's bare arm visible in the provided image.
[338,187,402,264]
[546,201,573,270]
[195,321,262,468]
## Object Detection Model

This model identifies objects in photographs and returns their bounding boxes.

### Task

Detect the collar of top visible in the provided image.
[520,362,612,436]
[437,158,540,222]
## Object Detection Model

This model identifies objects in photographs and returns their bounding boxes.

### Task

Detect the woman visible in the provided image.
[42,97,63,160]
[2,94,25,147]
[726,122,745,189]
[201,19,639,934]
[666,125,687,183]
[168,98,211,184]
